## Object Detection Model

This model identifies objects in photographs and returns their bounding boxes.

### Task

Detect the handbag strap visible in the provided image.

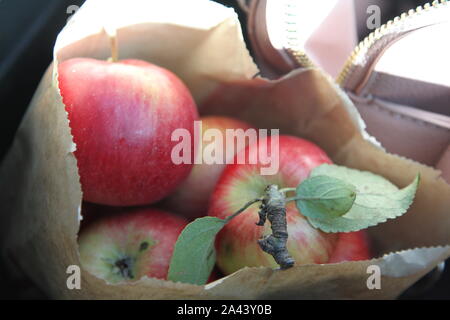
[244,0,450,183]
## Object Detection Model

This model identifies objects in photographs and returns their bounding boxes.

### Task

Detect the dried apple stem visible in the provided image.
[226,185,295,270]
[256,185,295,269]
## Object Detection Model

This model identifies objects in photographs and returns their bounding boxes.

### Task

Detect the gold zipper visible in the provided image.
[336,0,449,87]
[285,48,315,69]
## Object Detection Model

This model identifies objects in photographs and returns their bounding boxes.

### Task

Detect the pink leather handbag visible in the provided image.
[243,0,450,183]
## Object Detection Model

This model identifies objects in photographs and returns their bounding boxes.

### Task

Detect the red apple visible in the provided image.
[162,116,255,219]
[78,207,188,283]
[328,231,371,263]
[208,135,370,275]
[58,58,198,206]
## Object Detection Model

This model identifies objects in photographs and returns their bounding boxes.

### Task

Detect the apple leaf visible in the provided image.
[296,164,420,233]
[295,175,357,219]
[168,216,226,285]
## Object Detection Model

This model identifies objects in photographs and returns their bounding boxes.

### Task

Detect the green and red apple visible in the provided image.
[78,207,188,283]
[208,135,370,275]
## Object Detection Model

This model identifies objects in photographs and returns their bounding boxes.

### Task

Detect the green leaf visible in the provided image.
[296,175,357,219]
[299,164,420,233]
[168,216,227,285]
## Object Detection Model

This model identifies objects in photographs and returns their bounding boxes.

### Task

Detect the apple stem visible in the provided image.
[279,187,296,194]
[225,198,262,222]
[108,32,119,63]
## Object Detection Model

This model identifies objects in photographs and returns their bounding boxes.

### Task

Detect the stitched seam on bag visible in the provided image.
[369,100,450,133]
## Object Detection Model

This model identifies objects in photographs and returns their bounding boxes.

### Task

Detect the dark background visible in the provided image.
[0,0,448,300]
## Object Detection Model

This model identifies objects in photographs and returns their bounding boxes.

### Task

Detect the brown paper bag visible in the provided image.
[1,0,449,299]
